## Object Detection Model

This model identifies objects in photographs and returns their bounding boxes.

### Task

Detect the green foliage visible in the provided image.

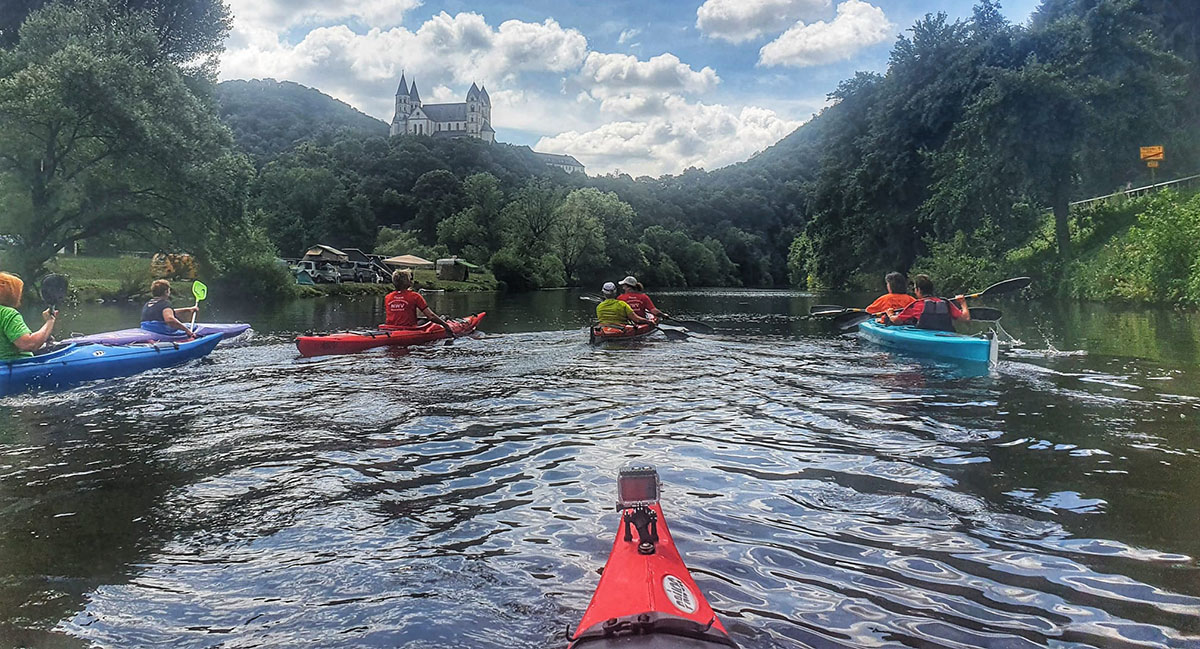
[0,0,250,284]
[910,231,1007,296]
[1065,191,1200,304]
[374,227,446,261]
[204,217,296,300]
[115,257,151,300]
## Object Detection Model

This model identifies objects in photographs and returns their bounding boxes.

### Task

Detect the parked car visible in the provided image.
[336,261,379,283]
[293,260,341,283]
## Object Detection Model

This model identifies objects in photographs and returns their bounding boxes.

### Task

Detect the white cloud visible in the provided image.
[617,28,641,45]
[220,12,589,120]
[581,52,718,96]
[226,0,423,30]
[758,0,893,68]
[696,0,830,43]
[535,97,802,176]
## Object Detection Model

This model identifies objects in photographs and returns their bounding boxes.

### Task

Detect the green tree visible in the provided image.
[437,172,502,263]
[499,178,565,253]
[0,0,249,283]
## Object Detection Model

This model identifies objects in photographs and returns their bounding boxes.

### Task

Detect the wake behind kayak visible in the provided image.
[569,465,738,648]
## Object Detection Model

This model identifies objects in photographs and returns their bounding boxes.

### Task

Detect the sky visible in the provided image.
[218,0,1042,177]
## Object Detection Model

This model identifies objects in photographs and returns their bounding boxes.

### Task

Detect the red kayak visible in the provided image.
[295,312,485,357]
[589,315,658,345]
[569,465,738,648]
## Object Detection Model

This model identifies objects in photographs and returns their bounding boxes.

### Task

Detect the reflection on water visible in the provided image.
[1,289,1198,647]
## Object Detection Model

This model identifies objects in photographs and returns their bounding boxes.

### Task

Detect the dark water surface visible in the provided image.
[2,289,1199,648]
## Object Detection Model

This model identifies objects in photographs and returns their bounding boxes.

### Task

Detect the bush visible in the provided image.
[208,225,297,300]
[489,248,536,292]
[910,231,1007,295]
[115,257,151,300]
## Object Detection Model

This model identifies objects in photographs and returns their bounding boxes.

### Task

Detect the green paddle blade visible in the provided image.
[192,280,208,302]
[40,274,68,306]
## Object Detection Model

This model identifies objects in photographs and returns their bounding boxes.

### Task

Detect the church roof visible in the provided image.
[421,103,468,121]
[481,122,495,133]
[396,73,408,96]
[480,84,490,105]
[467,82,480,101]
[533,151,584,167]
[408,81,420,102]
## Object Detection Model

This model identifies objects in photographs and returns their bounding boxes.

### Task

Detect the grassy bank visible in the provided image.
[294,269,499,298]
[908,188,1200,306]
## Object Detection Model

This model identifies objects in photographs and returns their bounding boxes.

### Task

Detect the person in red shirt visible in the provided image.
[865,272,916,314]
[383,270,455,337]
[880,274,970,332]
[617,276,667,321]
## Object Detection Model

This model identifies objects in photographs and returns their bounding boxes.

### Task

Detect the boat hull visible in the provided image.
[858,320,997,366]
[295,312,485,357]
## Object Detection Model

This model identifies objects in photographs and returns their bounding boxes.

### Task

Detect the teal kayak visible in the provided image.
[0,334,222,396]
[857,320,997,366]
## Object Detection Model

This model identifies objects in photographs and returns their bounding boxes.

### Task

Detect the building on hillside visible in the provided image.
[532,152,586,174]
[389,74,495,143]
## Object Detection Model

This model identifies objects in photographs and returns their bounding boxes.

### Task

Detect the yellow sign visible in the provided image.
[1147,160,1160,168]
[1140,146,1164,161]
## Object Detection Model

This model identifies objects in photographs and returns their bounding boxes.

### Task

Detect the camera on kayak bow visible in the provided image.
[617,464,662,555]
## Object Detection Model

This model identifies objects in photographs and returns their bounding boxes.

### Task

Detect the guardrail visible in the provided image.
[1070,173,1200,209]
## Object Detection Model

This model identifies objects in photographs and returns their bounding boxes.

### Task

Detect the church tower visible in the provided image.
[390,73,411,136]
[465,82,482,138]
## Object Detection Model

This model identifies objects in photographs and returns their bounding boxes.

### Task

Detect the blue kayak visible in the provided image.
[0,334,222,396]
[858,320,997,366]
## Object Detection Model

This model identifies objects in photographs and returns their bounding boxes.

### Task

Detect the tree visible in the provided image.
[1,0,232,75]
[437,172,503,263]
[0,0,250,283]
[552,191,607,282]
[410,169,462,241]
[499,178,565,253]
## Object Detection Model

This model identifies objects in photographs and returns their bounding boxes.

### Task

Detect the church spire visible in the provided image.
[480,84,490,106]
[467,82,480,101]
[408,80,420,103]
[396,72,408,96]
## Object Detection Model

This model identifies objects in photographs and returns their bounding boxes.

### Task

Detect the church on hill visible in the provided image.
[389,74,495,143]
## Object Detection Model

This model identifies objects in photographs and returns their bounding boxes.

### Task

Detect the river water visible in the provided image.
[1,289,1198,648]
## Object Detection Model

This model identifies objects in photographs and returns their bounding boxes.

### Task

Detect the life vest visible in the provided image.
[916,298,954,331]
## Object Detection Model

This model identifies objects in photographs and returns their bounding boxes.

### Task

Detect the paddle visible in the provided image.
[817,305,1002,321]
[188,280,207,332]
[964,276,1031,300]
[657,323,689,341]
[40,274,68,313]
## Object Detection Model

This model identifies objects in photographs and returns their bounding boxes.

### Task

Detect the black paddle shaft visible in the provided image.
[40,274,68,311]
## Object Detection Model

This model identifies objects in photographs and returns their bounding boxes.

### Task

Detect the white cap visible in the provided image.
[602,281,617,294]
[619,276,638,287]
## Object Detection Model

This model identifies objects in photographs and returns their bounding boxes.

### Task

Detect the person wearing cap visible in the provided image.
[616,276,667,322]
[596,281,652,326]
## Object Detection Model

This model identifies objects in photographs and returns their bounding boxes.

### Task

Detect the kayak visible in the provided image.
[61,323,251,346]
[295,312,485,357]
[589,315,659,345]
[0,334,223,397]
[858,319,997,366]
[569,465,738,649]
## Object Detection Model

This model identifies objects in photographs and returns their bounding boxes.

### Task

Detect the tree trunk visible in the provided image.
[1051,169,1072,260]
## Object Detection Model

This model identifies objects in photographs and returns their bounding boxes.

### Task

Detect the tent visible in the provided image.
[436,257,478,281]
[382,254,435,269]
[303,244,348,262]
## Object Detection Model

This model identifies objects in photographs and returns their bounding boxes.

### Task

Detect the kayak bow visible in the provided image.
[295,312,485,357]
[62,323,251,346]
[569,465,738,649]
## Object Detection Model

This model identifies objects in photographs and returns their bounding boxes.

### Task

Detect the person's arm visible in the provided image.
[420,306,455,336]
[627,303,650,325]
[161,307,195,335]
[950,296,970,321]
[888,301,920,325]
[13,310,56,351]
[173,305,198,316]
[866,296,887,315]
[645,296,668,319]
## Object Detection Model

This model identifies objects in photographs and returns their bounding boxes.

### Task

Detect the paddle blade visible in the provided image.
[969,307,1003,321]
[578,295,600,303]
[833,311,874,331]
[664,317,714,335]
[40,274,68,305]
[192,280,208,302]
[809,304,847,315]
[659,326,689,341]
[977,276,1030,299]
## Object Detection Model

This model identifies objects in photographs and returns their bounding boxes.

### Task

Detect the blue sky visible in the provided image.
[220,0,1043,176]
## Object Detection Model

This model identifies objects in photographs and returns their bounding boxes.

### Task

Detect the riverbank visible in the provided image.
[42,256,499,302]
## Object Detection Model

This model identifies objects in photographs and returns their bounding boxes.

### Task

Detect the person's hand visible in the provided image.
[443,324,456,338]
[42,308,57,322]
[953,294,965,304]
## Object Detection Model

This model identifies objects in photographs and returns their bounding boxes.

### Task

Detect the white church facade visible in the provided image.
[389,74,495,143]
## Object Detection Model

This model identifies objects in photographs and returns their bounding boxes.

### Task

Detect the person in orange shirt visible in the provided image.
[866,272,916,315]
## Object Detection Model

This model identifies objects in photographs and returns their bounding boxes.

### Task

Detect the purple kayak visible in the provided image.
[62,323,251,346]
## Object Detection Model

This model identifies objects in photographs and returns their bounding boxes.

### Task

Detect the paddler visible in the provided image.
[865,271,915,314]
[879,274,969,331]
[597,281,652,326]
[140,279,198,337]
[0,272,57,360]
[617,276,667,322]
[384,269,455,337]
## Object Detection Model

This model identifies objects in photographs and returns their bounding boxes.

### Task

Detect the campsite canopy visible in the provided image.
[303,244,348,262]
[382,255,435,269]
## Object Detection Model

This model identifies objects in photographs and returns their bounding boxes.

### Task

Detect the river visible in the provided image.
[1,289,1198,648]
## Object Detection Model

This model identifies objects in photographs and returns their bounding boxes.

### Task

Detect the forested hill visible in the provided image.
[216,79,389,161]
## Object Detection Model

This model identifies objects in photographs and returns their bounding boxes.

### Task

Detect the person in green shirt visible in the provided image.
[0,272,57,361]
[596,281,652,326]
